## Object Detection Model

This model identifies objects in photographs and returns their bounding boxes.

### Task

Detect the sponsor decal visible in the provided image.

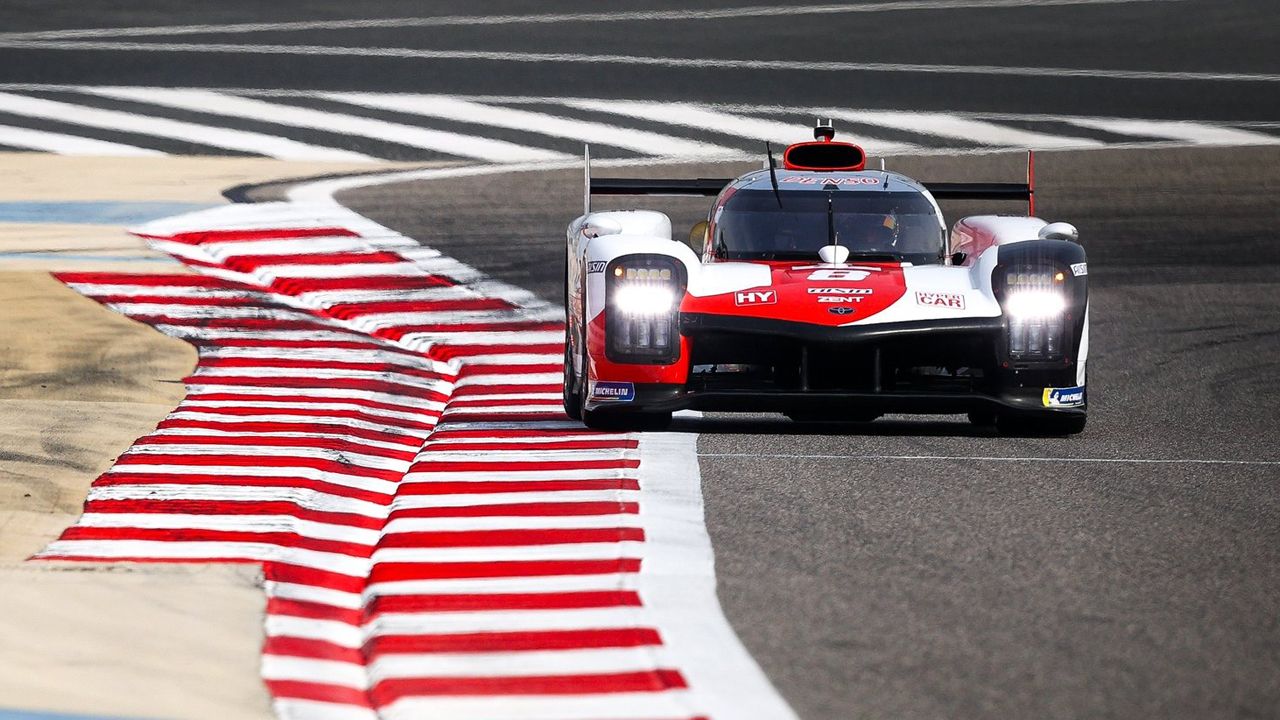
[1071,262,1088,276]
[807,287,873,295]
[807,268,870,281]
[818,296,863,304]
[591,381,636,402]
[780,176,881,186]
[827,306,856,316]
[1042,386,1085,407]
[587,261,607,274]
[735,290,776,306]
[915,291,966,309]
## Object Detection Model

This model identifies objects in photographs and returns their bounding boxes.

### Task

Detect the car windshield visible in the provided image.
[713,189,944,263]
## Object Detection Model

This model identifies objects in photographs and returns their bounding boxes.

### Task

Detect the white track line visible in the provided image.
[636,432,798,719]
[0,0,1187,39]
[559,98,919,155]
[697,453,1280,466]
[0,123,164,156]
[0,91,375,161]
[1058,117,1280,145]
[323,92,743,158]
[821,109,1105,149]
[84,87,569,162]
[6,42,1275,84]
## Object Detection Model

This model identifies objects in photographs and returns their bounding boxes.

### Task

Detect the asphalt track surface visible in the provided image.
[327,145,1280,719]
[8,1,1280,718]
[0,0,1278,121]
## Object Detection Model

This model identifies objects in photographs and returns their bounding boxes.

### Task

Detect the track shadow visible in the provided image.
[665,413,996,438]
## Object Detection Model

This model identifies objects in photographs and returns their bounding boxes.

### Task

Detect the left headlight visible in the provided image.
[1001,267,1068,360]
[606,256,683,363]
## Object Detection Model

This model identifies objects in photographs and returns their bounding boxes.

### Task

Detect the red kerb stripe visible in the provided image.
[370,669,687,700]
[366,628,663,654]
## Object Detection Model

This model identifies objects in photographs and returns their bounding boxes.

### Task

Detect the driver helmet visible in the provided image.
[850,214,898,250]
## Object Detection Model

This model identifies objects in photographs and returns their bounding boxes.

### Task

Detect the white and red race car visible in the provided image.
[563,123,1088,434]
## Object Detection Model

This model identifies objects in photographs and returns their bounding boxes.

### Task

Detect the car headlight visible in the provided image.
[613,284,674,316]
[1001,267,1067,361]
[606,256,683,364]
[1005,289,1066,319]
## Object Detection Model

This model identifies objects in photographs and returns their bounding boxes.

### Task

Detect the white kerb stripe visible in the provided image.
[1057,116,1280,145]
[383,515,642,533]
[380,693,700,720]
[0,91,375,161]
[368,647,677,679]
[266,608,655,645]
[0,123,164,156]
[368,606,656,635]
[821,109,1105,149]
[369,542,643,564]
[561,98,920,155]
[86,87,570,162]
[266,581,364,610]
[388,489,637,510]
[264,648,678,687]
[38,540,370,575]
[77,513,381,545]
[273,699,376,720]
[86,484,388,518]
[323,93,743,158]
[364,575,641,597]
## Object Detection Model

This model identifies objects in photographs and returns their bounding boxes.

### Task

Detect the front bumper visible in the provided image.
[585,313,1084,417]
[590,383,1085,417]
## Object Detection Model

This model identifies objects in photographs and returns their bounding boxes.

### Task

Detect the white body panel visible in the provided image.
[845,262,1003,326]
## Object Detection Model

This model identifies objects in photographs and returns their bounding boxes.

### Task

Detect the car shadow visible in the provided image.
[665,413,997,438]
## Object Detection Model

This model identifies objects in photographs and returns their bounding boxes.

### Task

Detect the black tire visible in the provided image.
[996,412,1087,436]
[562,341,582,421]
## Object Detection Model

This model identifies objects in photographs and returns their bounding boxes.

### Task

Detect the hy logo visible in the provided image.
[735,290,776,306]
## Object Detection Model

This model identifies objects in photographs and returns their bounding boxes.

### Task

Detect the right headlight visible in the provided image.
[1001,267,1067,360]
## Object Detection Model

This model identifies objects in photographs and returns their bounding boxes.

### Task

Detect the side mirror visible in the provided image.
[1038,222,1079,243]
[687,221,708,259]
[581,217,623,239]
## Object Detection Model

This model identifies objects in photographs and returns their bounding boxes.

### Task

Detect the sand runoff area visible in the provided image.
[0,153,419,718]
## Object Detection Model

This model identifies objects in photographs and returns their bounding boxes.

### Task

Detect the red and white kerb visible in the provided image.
[33,201,792,720]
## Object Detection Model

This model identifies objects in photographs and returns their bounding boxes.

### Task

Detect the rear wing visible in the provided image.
[584,148,1038,214]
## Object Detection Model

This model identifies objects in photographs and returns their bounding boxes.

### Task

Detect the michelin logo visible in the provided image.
[591,381,635,402]
[1042,386,1085,407]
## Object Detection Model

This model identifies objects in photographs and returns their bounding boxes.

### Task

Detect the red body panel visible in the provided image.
[585,313,691,384]
[586,261,910,387]
[681,262,907,326]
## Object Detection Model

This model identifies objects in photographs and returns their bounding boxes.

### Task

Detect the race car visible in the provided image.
[563,122,1088,434]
